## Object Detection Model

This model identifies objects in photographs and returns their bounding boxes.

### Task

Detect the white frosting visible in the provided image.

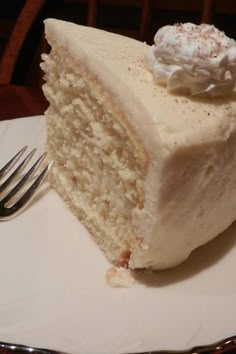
[44,19,236,270]
[145,23,236,97]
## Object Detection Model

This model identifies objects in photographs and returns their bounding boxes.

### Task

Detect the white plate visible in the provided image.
[0,116,236,354]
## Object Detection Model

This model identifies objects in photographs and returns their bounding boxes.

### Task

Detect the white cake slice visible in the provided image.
[41,19,236,269]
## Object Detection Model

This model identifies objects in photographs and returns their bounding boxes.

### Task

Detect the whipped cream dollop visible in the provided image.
[145,23,236,97]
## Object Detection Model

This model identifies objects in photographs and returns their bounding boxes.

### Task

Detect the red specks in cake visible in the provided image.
[117,250,131,268]
[106,266,135,287]
[107,266,118,277]
[71,176,77,184]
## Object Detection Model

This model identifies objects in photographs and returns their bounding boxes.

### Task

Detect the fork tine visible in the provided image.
[0,161,53,220]
[0,146,28,180]
[1,152,47,206]
[0,148,36,194]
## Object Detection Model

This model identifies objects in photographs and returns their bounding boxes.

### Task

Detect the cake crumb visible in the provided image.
[106,267,135,287]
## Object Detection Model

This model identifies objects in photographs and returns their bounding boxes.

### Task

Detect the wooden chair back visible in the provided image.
[0,0,47,85]
[86,0,217,41]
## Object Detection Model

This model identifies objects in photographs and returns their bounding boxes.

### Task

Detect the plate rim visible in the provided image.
[1,335,236,354]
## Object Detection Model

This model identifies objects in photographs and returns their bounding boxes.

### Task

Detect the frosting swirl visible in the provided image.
[145,23,236,97]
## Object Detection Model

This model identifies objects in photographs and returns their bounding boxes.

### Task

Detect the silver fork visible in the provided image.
[0,146,53,220]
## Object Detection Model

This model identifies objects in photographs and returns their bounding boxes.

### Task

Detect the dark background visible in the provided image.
[0,0,236,86]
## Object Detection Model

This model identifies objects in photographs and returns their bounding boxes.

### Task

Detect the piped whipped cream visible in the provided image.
[145,23,236,97]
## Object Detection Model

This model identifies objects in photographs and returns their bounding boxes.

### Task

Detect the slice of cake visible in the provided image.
[41,19,236,269]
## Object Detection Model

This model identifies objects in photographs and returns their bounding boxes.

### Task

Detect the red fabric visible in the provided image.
[0,84,48,121]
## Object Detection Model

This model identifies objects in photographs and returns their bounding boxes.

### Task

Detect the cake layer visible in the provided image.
[42,19,236,269]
